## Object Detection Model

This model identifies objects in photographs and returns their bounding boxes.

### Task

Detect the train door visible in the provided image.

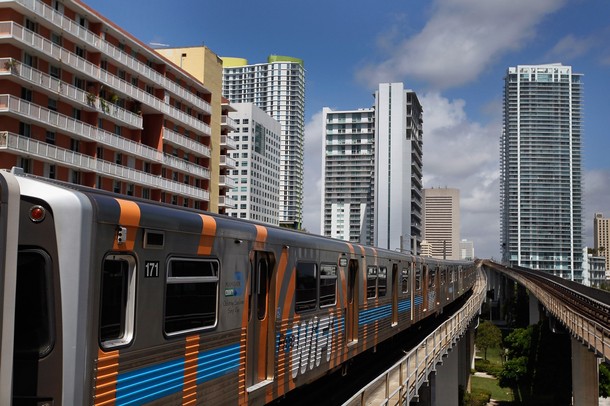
[0,172,19,406]
[246,251,276,390]
[346,259,359,344]
[391,264,398,326]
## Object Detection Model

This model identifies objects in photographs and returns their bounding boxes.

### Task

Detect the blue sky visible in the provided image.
[86,0,610,259]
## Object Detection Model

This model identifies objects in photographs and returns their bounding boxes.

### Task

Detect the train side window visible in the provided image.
[401,268,409,293]
[15,249,55,358]
[319,264,337,307]
[295,262,317,313]
[165,258,219,335]
[100,254,136,349]
[415,268,422,291]
[428,267,436,288]
[441,268,446,285]
[366,266,377,299]
[378,267,387,297]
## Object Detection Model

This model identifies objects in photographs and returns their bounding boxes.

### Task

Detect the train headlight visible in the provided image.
[29,205,46,223]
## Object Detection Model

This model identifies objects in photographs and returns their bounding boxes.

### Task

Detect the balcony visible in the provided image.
[0,131,210,201]
[0,95,209,178]
[8,0,212,114]
[221,115,237,131]
[218,195,236,209]
[162,127,211,158]
[218,175,236,189]
[219,155,237,169]
[0,58,143,129]
[220,135,237,150]
[0,21,211,136]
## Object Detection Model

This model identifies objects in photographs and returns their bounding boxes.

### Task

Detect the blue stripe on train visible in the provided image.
[357,296,423,326]
[114,343,240,405]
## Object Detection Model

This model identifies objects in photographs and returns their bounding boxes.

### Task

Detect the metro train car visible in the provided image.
[0,167,476,406]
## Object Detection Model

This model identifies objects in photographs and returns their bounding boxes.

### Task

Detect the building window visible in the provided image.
[164,258,219,335]
[46,131,55,145]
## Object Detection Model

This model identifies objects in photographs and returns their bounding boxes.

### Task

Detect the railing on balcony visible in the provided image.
[220,135,237,150]
[218,195,236,208]
[0,131,210,201]
[0,95,210,178]
[0,21,211,136]
[218,175,236,189]
[221,115,237,130]
[162,127,211,158]
[10,0,212,115]
[0,57,143,129]
[219,154,237,169]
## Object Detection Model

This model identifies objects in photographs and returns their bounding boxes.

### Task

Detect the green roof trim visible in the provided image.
[268,55,304,66]
[221,57,249,67]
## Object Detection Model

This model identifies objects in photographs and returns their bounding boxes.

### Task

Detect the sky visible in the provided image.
[85,0,610,260]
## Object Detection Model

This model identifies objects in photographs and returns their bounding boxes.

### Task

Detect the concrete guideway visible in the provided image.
[344,266,487,406]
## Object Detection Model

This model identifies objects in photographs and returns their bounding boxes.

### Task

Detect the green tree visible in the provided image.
[601,363,610,398]
[498,356,528,402]
[475,320,502,360]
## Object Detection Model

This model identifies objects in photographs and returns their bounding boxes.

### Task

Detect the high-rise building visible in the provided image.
[222,56,305,229]
[375,83,423,252]
[460,239,475,261]
[593,213,610,270]
[226,103,281,225]
[321,107,375,244]
[0,1,230,212]
[321,83,423,252]
[500,64,583,281]
[423,188,460,260]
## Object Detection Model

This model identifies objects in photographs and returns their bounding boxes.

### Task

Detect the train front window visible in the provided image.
[14,249,54,358]
[100,254,136,349]
[165,258,219,335]
[295,262,316,313]
[319,264,337,307]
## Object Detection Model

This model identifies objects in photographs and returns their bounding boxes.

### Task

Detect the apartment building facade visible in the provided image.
[0,0,232,211]
[321,107,375,244]
[593,212,610,271]
[226,102,281,225]
[500,63,583,281]
[222,55,305,229]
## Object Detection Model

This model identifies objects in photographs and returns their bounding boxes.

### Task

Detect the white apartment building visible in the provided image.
[222,56,305,229]
[423,188,460,260]
[460,239,475,261]
[321,107,375,244]
[501,64,583,281]
[226,103,281,225]
[375,83,423,252]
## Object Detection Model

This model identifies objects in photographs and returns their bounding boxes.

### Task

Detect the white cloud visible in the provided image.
[545,34,596,61]
[421,92,501,259]
[357,0,565,89]
[302,110,324,234]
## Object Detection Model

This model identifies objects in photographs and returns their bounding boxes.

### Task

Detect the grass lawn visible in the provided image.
[471,376,513,402]
[476,345,504,364]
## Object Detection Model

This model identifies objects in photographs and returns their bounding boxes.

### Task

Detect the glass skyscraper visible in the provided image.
[500,64,583,281]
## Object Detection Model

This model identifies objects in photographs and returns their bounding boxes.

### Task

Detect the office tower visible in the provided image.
[321,107,375,244]
[460,239,475,261]
[423,188,460,260]
[226,103,281,225]
[375,83,423,252]
[222,56,305,229]
[0,1,224,211]
[500,64,583,281]
[593,213,610,271]
[156,46,239,213]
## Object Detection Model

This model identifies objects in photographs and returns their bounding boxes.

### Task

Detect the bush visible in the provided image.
[475,358,503,377]
[463,388,491,406]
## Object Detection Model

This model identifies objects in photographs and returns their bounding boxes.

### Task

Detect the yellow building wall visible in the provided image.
[156,46,223,213]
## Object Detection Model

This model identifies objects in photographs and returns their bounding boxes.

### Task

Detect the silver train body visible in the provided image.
[0,168,476,405]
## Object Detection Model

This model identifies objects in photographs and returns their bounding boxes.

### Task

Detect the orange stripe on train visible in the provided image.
[183,335,200,405]
[94,348,119,406]
[197,214,217,255]
[113,199,141,251]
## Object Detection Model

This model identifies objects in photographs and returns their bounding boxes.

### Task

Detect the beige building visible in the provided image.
[423,188,460,260]
[593,213,610,270]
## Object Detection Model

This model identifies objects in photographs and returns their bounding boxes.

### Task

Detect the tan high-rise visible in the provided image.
[594,213,610,270]
[423,188,460,260]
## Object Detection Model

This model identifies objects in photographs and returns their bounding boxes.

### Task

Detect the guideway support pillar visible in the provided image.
[571,337,599,406]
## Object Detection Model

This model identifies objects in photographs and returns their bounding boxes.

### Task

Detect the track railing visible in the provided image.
[344,267,487,406]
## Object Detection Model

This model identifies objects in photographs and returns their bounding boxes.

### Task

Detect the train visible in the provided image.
[0,167,476,405]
